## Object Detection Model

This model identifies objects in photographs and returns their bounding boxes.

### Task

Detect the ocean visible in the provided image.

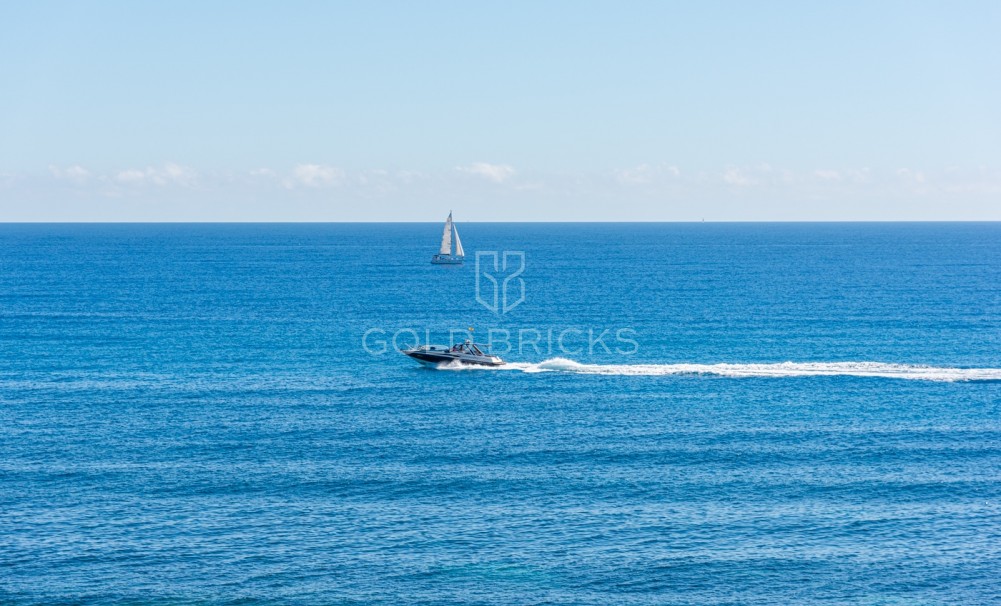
[1,222,999,604]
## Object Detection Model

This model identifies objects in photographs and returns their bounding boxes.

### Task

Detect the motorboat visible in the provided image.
[403,340,505,367]
[431,211,465,264]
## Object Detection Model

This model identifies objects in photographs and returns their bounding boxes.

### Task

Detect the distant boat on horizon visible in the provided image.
[431,211,464,265]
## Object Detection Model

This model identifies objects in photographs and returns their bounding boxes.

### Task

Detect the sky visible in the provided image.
[1,1,999,221]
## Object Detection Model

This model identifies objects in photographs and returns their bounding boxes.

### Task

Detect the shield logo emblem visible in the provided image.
[475,251,526,315]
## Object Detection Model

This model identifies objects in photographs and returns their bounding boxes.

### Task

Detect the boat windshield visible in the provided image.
[448,343,485,355]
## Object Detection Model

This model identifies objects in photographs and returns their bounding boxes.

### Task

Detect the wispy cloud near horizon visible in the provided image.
[2,4,998,220]
[8,161,1001,221]
[285,164,345,188]
[112,163,198,187]
[49,164,91,184]
[456,162,516,183]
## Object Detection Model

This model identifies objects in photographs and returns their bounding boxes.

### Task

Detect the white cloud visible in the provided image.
[286,164,344,188]
[49,164,92,184]
[845,168,871,183]
[161,162,196,186]
[896,168,926,184]
[457,162,516,183]
[114,163,197,187]
[616,163,653,184]
[22,162,1001,220]
[723,167,755,186]
[116,169,147,184]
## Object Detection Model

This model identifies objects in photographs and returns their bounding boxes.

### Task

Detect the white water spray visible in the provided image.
[436,358,1001,382]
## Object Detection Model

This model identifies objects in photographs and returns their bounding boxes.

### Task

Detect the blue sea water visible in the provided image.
[1,222,1000,605]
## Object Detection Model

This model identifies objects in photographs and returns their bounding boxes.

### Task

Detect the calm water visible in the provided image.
[1,223,1000,604]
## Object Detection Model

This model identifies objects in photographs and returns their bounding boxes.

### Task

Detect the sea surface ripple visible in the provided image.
[1,223,1000,604]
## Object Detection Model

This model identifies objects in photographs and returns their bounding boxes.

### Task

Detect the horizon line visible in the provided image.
[1,219,1000,225]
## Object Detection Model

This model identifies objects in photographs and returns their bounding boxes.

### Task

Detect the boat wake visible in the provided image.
[436,358,1001,382]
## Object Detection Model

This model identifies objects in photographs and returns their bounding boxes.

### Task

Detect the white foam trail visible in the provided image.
[436,358,1001,382]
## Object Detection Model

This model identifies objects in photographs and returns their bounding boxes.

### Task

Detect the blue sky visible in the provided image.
[1,1,999,220]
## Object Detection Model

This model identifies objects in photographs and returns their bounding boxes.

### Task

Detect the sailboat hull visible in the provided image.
[431,254,464,265]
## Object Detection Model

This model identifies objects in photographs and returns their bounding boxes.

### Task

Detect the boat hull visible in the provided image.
[403,350,504,367]
[431,254,464,265]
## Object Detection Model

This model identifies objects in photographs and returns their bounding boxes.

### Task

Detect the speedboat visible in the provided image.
[403,340,505,367]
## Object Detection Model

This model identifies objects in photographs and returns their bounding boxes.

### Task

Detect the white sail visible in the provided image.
[453,222,464,257]
[439,213,452,255]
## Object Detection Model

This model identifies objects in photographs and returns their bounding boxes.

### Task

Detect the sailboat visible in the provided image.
[431,211,465,264]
